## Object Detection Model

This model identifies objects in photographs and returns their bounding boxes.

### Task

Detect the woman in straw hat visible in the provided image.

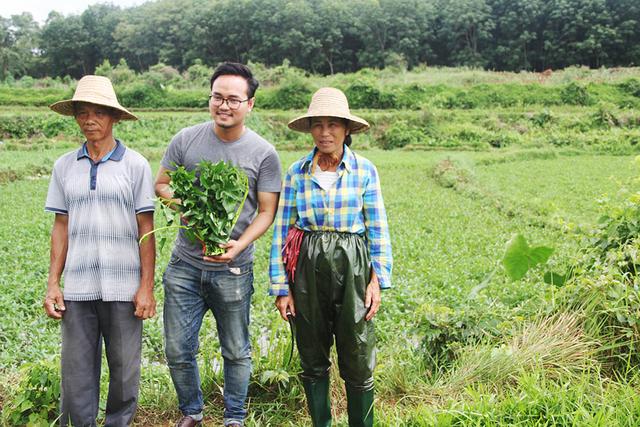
[44,75,156,426]
[269,87,393,426]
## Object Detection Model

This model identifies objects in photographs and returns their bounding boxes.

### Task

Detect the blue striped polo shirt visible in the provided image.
[45,140,155,302]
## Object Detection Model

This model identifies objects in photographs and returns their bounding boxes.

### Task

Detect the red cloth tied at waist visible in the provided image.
[282,226,304,283]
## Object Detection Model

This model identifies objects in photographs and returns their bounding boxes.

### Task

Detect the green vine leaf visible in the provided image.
[502,234,554,281]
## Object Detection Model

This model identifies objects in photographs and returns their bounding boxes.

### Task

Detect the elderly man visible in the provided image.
[155,62,281,427]
[43,75,156,426]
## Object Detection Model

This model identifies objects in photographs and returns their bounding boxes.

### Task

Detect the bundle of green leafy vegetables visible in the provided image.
[149,160,249,256]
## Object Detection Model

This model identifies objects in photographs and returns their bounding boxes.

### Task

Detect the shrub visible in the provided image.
[592,102,620,127]
[617,78,640,97]
[260,77,313,110]
[144,63,181,89]
[2,359,60,426]
[559,192,640,371]
[560,82,592,106]
[413,299,506,370]
[438,90,478,109]
[379,120,426,149]
[249,59,308,87]
[431,158,474,189]
[186,59,214,87]
[165,89,208,108]
[530,109,555,127]
[394,84,429,109]
[119,82,166,108]
[345,82,397,109]
[111,59,137,85]
[94,59,114,78]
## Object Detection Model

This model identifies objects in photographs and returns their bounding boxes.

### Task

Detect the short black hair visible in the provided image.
[210,62,259,98]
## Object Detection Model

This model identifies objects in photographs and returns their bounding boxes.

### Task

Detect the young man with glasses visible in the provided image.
[155,62,282,427]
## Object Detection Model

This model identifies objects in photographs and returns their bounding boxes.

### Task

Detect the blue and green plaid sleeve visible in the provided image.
[268,165,298,296]
[362,162,393,289]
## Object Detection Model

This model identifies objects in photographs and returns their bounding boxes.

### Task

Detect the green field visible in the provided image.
[2,74,640,425]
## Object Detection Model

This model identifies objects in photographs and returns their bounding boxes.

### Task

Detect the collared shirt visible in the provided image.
[45,140,155,302]
[79,141,119,190]
[269,145,393,296]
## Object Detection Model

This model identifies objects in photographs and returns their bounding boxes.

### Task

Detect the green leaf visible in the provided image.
[150,160,250,256]
[530,246,554,265]
[502,234,554,281]
[543,271,566,287]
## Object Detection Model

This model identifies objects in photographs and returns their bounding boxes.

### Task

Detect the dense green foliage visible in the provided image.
[3,67,640,424]
[158,161,249,256]
[3,0,640,79]
[2,146,640,424]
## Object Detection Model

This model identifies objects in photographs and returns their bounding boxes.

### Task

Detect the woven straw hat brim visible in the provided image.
[287,87,369,134]
[288,112,369,134]
[49,100,138,121]
[49,75,138,121]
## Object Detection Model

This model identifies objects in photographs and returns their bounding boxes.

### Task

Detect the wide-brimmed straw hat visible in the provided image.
[49,75,138,121]
[288,87,369,134]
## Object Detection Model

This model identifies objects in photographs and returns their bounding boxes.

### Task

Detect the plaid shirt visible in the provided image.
[269,146,393,296]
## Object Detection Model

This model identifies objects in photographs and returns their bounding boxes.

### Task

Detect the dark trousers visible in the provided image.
[60,300,142,427]
[292,231,376,390]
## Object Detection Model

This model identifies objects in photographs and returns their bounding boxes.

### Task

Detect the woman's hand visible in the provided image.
[275,295,296,321]
[365,276,381,321]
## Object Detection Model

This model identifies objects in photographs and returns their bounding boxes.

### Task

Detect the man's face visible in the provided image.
[74,102,119,143]
[209,75,254,130]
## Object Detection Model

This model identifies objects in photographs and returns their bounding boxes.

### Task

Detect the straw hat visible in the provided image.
[49,75,138,121]
[288,87,369,133]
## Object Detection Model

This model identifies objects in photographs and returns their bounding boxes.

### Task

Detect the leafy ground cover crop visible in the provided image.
[2,148,638,424]
[472,154,638,225]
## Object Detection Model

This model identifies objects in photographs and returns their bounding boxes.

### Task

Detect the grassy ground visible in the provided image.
[1,140,639,424]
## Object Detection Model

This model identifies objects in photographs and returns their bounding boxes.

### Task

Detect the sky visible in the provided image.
[1,0,149,23]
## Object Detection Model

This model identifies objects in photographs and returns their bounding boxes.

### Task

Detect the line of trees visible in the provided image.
[2,0,640,80]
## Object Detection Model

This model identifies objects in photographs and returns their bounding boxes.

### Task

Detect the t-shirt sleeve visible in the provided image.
[44,161,68,214]
[160,131,184,171]
[257,148,282,193]
[134,158,156,213]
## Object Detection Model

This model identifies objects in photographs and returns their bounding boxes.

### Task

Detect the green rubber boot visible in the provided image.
[302,376,332,427]
[346,386,374,427]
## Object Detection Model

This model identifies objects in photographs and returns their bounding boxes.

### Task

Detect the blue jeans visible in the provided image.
[163,255,253,426]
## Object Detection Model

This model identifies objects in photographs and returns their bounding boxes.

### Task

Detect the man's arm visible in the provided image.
[43,214,68,319]
[205,191,280,263]
[133,212,156,319]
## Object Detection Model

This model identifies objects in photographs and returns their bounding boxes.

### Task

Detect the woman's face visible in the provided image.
[310,116,349,156]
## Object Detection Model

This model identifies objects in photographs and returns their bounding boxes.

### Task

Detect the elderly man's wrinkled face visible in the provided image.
[74,102,119,143]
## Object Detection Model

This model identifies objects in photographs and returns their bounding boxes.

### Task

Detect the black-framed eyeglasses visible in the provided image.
[208,94,250,110]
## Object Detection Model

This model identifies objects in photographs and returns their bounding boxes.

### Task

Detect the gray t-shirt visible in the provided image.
[161,121,282,270]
